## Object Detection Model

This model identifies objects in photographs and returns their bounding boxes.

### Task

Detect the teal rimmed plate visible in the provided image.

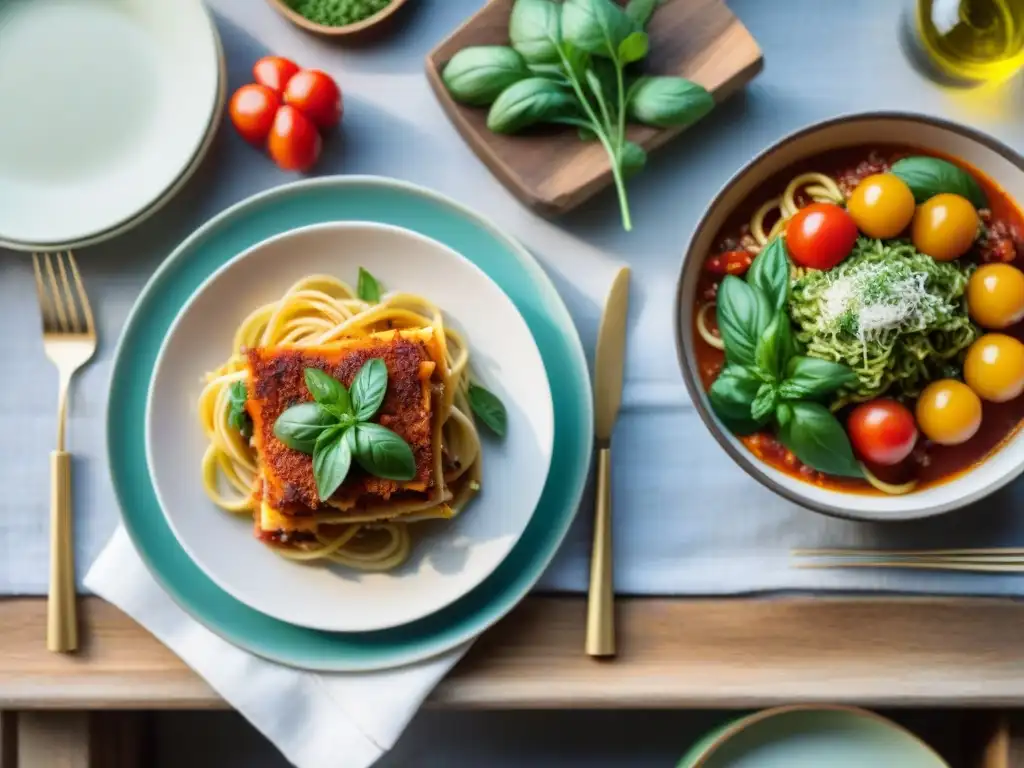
[107,176,592,671]
[677,706,949,767]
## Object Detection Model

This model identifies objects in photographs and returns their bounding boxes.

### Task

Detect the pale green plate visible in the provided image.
[107,176,593,671]
[678,707,949,768]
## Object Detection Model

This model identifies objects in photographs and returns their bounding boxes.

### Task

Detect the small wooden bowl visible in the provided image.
[265,0,410,38]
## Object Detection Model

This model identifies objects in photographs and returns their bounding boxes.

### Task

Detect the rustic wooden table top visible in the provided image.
[2,595,1023,710]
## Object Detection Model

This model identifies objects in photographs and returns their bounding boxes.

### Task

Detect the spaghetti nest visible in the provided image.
[789,238,979,409]
[197,275,482,572]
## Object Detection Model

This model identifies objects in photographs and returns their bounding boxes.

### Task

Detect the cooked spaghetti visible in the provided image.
[198,274,483,571]
[789,237,978,408]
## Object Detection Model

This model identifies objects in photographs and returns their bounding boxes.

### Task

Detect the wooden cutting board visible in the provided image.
[425,0,763,218]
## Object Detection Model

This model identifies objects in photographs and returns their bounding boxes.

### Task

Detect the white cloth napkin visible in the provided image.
[84,527,469,768]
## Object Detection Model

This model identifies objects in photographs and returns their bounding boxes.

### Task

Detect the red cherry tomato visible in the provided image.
[228,84,280,145]
[705,250,753,276]
[847,399,918,467]
[283,69,343,130]
[785,203,858,271]
[253,56,299,93]
[268,105,322,172]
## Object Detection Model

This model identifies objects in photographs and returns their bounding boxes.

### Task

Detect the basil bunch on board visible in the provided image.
[273,360,417,501]
[708,237,863,478]
[890,155,988,209]
[440,0,714,232]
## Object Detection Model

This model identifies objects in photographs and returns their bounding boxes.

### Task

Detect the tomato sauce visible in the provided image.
[693,145,1024,494]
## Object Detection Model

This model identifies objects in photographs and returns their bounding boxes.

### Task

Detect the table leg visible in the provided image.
[12,712,151,768]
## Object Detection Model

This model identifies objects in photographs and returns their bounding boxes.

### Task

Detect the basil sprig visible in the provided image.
[272,359,416,501]
[708,237,863,478]
[228,381,253,438]
[357,267,382,303]
[468,384,508,437]
[890,155,988,209]
[441,0,714,232]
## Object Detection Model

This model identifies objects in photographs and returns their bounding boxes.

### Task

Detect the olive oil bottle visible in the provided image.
[907,0,1024,83]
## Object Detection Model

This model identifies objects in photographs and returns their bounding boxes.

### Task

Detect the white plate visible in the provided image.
[146,222,556,632]
[0,0,220,246]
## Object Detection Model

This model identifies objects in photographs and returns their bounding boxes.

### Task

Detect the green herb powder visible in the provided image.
[285,0,391,26]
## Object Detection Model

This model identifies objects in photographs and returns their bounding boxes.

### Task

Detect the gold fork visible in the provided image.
[32,252,97,653]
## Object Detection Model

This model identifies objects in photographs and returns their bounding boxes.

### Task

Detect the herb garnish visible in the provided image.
[708,237,863,478]
[468,384,508,437]
[357,267,382,303]
[272,359,416,500]
[228,381,253,438]
[441,0,714,232]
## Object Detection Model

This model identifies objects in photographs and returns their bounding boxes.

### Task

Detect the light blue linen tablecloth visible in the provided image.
[3,0,1024,597]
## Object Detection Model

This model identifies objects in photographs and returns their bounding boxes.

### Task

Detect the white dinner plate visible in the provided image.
[145,222,556,632]
[0,0,220,246]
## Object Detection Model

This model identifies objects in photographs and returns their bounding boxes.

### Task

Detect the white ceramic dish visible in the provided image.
[676,112,1024,522]
[146,222,555,632]
[0,0,220,247]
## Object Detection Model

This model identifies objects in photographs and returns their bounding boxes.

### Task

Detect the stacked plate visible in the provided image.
[108,177,594,670]
[0,0,225,251]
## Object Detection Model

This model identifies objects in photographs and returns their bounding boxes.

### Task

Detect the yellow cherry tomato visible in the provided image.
[846,173,916,239]
[964,333,1024,402]
[911,193,979,261]
[915,379,982,445]
[968,263,1024,329]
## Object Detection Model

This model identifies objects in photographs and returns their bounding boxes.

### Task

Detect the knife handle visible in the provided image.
[586,446,615,657]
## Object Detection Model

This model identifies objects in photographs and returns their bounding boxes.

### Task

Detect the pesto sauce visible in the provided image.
[284,0,391,27]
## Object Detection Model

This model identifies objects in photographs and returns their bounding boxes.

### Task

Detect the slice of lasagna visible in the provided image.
[245,328,448,544]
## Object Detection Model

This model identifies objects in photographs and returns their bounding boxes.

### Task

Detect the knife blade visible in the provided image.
[593,267,631,443]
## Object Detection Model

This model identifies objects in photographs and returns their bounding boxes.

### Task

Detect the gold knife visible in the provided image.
[586,266,630,658]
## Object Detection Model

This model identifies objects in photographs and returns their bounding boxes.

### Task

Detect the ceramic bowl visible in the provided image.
[265,0,410,38]
[677,705,949,767]
[675,111,1024,521]
[146,221,554,632]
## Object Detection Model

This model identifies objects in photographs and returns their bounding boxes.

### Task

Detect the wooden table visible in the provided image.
[3,595,1024,765]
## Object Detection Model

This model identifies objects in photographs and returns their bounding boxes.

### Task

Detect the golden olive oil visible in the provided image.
[914,0,1024,82]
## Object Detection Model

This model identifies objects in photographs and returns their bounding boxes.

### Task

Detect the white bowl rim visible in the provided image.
[674,109,1024,522]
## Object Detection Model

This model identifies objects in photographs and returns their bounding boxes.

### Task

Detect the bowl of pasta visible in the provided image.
[676,112,1024,521]
[146,221,554,631]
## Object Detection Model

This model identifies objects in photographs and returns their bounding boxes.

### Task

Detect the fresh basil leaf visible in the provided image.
[273,403,338,454]
[487,77,578,133]
[620,141,646,179]
[561,40,592,81]
[227,381,252,438]
[716,276,772,368]
[312,430,353,500]
[776,401,863,478]
[617,30,649,64]
[755,311,794,381]
[509,0,563,64]
[442,46,531,106]
[561,0,635,59]
[890,155,988,209]
[528,62,572,85]
[625,0,661,28]
[627,76,714,128]
[708,365,762,435]
[351,423,417,481]
[750,382,779,423]
[468,384,508,436]
[745,237,790,312]
[778,356,858,401]
[350,358,388,422]
[304,368,351,414]
[357,267,382,303]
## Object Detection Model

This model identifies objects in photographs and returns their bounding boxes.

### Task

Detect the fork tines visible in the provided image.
[32,251,95,335]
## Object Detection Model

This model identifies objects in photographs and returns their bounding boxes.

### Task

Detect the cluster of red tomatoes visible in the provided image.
[228,56,343,172]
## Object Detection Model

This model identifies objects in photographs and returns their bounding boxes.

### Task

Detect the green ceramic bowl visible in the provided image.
[678,706,950,768]
[106,176,593,671]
